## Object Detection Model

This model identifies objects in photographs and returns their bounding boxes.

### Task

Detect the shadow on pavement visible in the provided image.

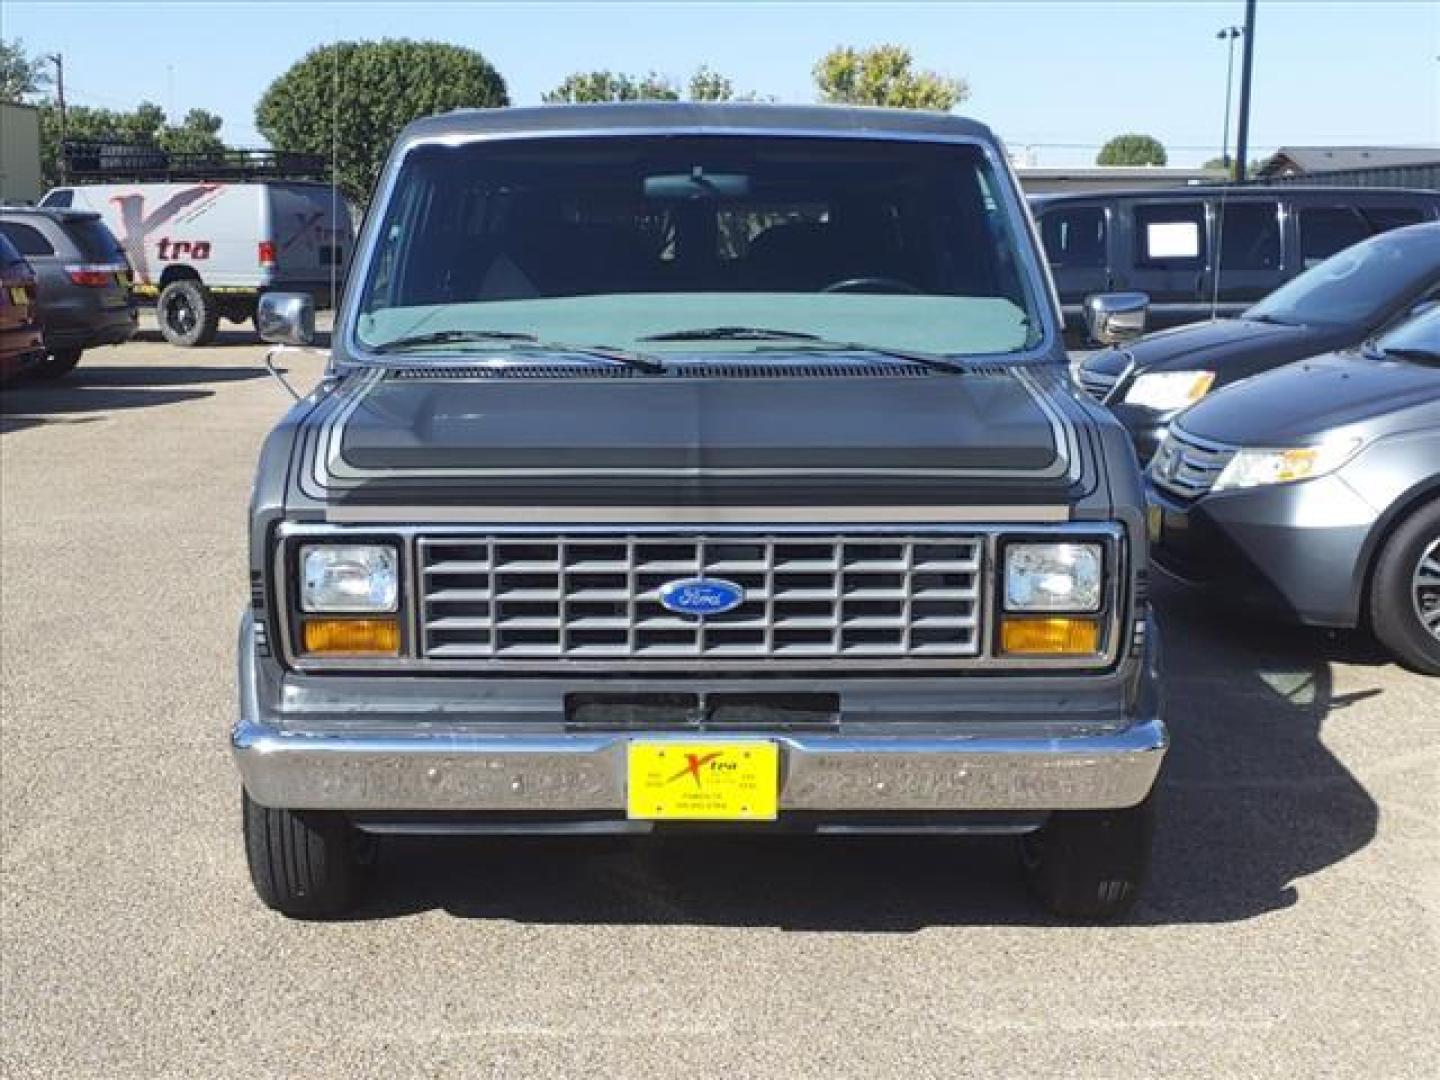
[0,364,274,433]
[351,579,1381,930]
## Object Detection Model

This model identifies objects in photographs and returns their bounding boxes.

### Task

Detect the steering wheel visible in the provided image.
[820,276,923,295]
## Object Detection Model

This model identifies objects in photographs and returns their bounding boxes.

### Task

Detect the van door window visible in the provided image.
[1217,202,1280,270]
[0,222,55,257]
[1039,206,1105,268]
[1135,203,1205,267]
[1298,207,1370,267]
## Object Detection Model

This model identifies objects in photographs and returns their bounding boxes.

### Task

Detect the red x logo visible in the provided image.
[665,751,722,788]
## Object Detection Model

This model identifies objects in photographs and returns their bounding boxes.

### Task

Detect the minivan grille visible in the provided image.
[418,533,984,664]
[1150,429,1236,500]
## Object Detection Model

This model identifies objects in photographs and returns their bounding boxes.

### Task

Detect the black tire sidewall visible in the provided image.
[157,279,219,347]
[31,349,82,380]
[1370,500,1440,675]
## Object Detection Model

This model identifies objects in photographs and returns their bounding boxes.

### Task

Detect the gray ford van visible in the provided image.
[234,104,1165,921]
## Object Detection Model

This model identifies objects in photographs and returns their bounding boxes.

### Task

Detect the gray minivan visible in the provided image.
[1033,185,1440,343]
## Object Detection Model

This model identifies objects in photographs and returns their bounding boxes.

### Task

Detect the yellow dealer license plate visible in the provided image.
[627,741,779,821]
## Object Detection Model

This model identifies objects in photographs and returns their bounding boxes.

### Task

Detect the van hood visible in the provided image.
[291,359,1098,517]
[1177,350,1440,446]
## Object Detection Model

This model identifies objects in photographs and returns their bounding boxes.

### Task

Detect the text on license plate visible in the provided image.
[626,741,779,821]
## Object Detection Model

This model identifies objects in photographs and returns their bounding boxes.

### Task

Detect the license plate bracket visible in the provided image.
[626,741,779,821]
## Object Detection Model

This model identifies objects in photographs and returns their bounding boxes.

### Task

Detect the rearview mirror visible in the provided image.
[1084,292,1150,346]
[257,292,316,346]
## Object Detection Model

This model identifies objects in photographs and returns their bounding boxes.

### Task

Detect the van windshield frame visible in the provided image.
[340,131,1056,366]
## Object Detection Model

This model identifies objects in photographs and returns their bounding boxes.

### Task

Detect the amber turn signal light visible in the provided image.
[1000,616,1101,655]
[301,618,401,656]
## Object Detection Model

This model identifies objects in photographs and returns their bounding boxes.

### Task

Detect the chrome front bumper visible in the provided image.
[234,718,1166,813]
[233,615,1166,816]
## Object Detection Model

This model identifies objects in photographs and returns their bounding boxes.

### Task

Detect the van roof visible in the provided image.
[399,102,998,146]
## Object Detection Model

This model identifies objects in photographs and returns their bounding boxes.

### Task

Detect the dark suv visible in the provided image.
[0,206,136,378]
[1032,185,1440,343]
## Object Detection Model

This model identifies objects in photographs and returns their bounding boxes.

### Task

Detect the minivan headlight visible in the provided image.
[1211,438,1362,492]
[1004,542,1103,612]
[1125,370,1216,411]
[300,544,399,612]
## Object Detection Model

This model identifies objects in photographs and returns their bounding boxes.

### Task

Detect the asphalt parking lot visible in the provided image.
[2,325,1437,1079]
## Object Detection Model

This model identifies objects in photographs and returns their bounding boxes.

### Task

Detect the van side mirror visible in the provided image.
[256,292,315,346]
[1084,292,1150,346]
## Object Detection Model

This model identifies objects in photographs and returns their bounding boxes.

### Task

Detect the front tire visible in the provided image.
[30,349,82,379]
[1369,500,1440,676]
[157,279,219,346]
[242,789,368,917]
[1020,792,1155,920]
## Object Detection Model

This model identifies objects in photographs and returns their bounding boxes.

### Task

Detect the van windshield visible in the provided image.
[1246,229,1439,328]
[354,135,1043,358]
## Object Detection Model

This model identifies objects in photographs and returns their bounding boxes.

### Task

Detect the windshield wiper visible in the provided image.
[641,325,822,343]
[374,329,539,352]
[373,329,664,373]
[641,326,967,374]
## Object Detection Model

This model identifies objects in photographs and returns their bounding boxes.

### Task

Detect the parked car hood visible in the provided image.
[1178,350,1440,446]
[1082,317,1338,381]
[290,359,1100,514]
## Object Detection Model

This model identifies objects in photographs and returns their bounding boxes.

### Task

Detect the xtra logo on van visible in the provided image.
[109,184,222,285]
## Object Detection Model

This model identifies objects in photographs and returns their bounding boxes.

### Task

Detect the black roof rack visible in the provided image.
[60,140,329,183]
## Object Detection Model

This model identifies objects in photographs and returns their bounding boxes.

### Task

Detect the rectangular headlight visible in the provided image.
[1004,542,1103,613]
[300,544,399,613]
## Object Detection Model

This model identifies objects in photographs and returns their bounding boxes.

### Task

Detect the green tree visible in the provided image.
[1096,133,1168,166]
[158,108,226,156]
[256,39,508,203]
[543,71,679,104]
[812,45,967,111]
[687,66,733,102]
[37,102,231,187]
[1,38,50,102]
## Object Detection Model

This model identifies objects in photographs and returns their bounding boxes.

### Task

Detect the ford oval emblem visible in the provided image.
[658,577,745,617]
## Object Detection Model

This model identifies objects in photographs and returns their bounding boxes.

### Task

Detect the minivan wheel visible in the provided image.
[30,349,82,379]
[157,279,219,346]
[1019,792,1155,920]
[242,789,371,918]
[1370,500,1440,676]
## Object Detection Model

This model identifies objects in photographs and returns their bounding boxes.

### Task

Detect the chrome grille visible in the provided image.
[1075,366,1120,402]
[418,534,984,663]
[1150,429,1236,500]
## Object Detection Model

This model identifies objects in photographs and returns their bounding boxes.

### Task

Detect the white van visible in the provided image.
[41,180,354,346]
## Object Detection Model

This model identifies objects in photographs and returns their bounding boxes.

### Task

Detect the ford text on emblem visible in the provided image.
[658,577,745,617]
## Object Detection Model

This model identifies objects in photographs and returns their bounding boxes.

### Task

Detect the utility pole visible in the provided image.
[1216,26,1243,172]
[47,53,67,181]
[1233,0,1257,183]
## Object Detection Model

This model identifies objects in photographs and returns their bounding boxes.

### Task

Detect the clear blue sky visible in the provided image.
[6,0,1438,166]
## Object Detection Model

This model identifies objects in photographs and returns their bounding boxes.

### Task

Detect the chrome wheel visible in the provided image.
[1413,537,1440,643]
